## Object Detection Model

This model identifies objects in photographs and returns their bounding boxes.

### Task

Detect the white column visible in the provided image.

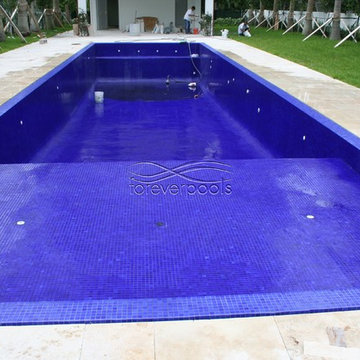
[205,0,214,16]
[205,0,214,35]
[78,0,87,13]
[89,0,97,30]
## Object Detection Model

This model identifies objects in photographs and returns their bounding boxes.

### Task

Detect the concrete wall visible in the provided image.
[97,0,108,29]
[189,0,201,29]
[108,0,119,27]
[118,0,175,31]
[91,0,203,31]
[90,0,97,30]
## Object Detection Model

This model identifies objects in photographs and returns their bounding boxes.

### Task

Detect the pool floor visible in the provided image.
[32,80,272,163]
[1,157,360,324]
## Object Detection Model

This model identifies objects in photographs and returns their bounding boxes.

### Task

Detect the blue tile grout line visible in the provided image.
[1,289,360,326]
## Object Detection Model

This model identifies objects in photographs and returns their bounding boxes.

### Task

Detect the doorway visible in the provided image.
[175,0,187,28]
[107,0,119,28]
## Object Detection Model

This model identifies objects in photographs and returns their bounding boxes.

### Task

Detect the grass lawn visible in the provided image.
[0,26,72,55]
[214,24,360,88]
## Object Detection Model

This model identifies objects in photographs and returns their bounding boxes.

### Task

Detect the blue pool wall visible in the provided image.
[197,43,360,172]
[94,42,201,80]
[0,44,96,164]
[0,42,360,172]
[0,42,200,164]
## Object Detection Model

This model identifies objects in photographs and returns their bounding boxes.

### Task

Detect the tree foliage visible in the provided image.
[215,0,359,13]
[1,0,77,16]
[318,0,360,12]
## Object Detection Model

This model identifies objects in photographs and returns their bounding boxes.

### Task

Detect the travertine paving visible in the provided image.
[1,312,360,359]
[1,31,360,359]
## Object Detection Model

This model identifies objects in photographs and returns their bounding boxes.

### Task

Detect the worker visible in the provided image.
[184,6,196,34]
[238,20,251,37]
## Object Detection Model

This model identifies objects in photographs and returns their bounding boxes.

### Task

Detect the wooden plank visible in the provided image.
[0,5,27,43]
[4,6,18,32]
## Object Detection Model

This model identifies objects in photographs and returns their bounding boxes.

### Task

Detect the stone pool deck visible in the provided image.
[1,31,360,359]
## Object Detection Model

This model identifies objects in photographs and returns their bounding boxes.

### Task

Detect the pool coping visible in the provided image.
[0,43,94,118]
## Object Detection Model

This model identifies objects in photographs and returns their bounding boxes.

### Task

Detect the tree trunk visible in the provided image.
[65,4,71,22]
[272,0,279,30]
[17,0,30,36]
[330,0,342,40]
[0,12,6,42]
[258,1,265,26]
[29,1,37,32]
[53,0,62,27]
[248,4,254,24]
[287,0,295,30]
[45,9,55,30]
[303,0,315,36]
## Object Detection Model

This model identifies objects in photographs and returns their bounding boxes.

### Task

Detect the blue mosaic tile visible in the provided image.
[0,159,360,325]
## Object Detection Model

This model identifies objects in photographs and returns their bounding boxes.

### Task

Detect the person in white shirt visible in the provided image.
[238,20,251,37]
[184,6,196,34]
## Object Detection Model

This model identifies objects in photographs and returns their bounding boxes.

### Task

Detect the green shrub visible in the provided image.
[214,17,243,27]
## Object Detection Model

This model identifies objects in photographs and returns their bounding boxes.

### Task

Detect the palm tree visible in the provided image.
[287,0,295,30]
[17,0,30,36]
[330,0,342,40]
[0,11,6,42]
[53,0,62,27]
[258,1,265,25]
[272,0,279,29]
[248,3,255,24]
[303,0,315,36]
[44,8,55,30]
[65,4,71,22]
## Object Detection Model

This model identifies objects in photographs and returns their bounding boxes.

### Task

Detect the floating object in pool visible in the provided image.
[94,91,104,104]
[191,53,199,58]
[188,82,197,89]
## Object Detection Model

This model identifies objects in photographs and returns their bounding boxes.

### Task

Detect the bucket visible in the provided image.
[94,91,104,104]
[221,29,229,38]
[129,23,141,35]
[193,28,199,34]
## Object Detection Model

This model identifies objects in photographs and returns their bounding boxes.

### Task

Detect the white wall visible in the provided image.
[204,0,213,16]
[97,0,108,29]
[188,0,201,12]
[118,0,175,31]
[78,0,87,13]
[91,0,205,31]
[90,0,97,30]
[188,0,201,29]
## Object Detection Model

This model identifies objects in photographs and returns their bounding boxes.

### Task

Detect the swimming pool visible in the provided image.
[1,42,360,325]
